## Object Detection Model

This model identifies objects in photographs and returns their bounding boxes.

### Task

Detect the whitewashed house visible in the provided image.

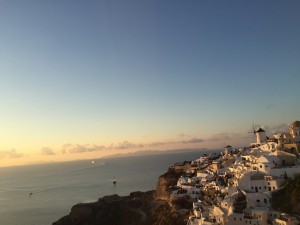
[226,208,270,225]
[249,173,283,192]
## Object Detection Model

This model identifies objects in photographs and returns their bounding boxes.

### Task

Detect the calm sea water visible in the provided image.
[0,150,218,225]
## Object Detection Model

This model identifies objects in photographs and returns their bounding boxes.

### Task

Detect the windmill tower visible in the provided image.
[249,124,267,145]
[255,128,267,144]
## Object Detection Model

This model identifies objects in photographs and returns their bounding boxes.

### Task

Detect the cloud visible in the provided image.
[61,141,142,154]
[61,144,106,154]
[0,149,24,159]
[262,123,289,135]
[207,132,243,142]
[182,138,204,143]
[41,147,56,155]
[178,133,192,138]
[115,141,143,149]
[178,133,204,144]
[148,142,167,147]
[148,136,204,146]
[137,143,144,148]
[61,135,205,154]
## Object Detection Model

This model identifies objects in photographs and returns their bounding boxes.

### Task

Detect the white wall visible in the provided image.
[249,178,283,192]
[245,192,271,208]
[269,166,300,179]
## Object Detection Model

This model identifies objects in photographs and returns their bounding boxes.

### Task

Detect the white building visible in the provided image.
[227,208,270,225]
[249,173,283,192]
[252,155,282,173]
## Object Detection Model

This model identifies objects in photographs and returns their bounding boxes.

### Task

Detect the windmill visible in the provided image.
[248,123,261,144]
[248,123,267,144]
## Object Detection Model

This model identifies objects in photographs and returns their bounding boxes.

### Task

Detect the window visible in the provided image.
[259,187,261,189]
[264,198,267,203]
[234,217,236,221]
[264,186,266,189]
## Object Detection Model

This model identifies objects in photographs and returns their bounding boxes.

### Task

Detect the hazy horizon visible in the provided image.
[1,147,221,168]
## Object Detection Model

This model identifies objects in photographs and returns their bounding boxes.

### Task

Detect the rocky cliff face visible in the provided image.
[53,191,187,225]
[53,169,187,225]
[156,168,184,201]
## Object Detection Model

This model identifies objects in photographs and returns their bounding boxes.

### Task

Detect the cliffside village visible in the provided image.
[169,121,300,225]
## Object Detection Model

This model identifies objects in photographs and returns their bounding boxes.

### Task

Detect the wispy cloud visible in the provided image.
[182,137,204,143]
[60,134,205,154]
[148,142,167,147]
[178,133,204,143]
[115,141,144,150]
[262,123,289,135]
[61,144,106,154]
[148,134,204,146]
[0,149,24,159]
[178,133,192,139]
[41,147,56,155]
[207,132,243,142]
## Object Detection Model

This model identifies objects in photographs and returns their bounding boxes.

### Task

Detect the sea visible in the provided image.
[0,149,219,225]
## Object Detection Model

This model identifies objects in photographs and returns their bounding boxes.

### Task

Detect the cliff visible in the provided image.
[156,168,184,201]
[53,168,187,225]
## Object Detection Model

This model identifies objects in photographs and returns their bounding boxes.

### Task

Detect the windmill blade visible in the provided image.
[248,123,256,134]
[247,123,258,144]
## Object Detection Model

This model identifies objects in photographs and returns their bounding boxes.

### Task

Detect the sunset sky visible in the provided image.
[1,0,299,166]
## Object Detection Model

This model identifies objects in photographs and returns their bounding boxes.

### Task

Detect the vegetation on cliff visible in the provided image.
[272,175,300,214]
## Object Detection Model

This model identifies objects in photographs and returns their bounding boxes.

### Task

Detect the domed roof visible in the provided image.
[290,121,300,128]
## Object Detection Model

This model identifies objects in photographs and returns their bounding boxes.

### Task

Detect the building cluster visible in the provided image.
[170,121,300,225]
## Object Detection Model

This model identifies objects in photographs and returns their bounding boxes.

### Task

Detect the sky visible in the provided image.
[0,0,299,166]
